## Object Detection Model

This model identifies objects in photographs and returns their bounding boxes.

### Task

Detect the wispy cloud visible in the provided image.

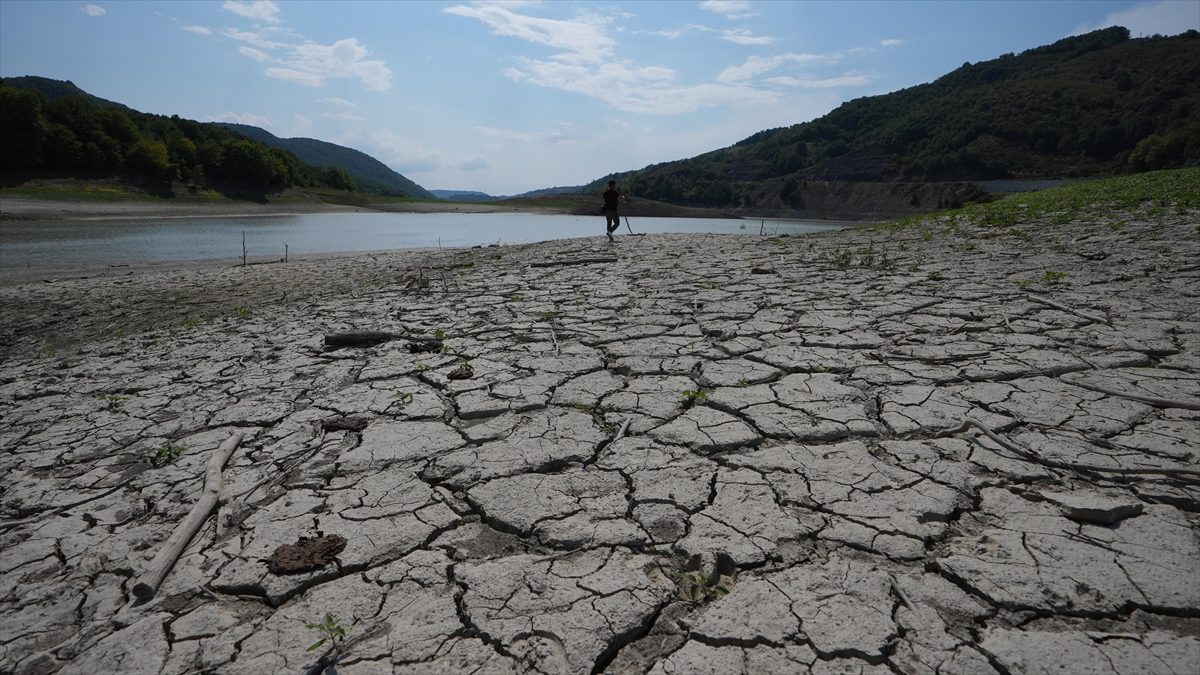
[322,112,367,122]
[763,70,878,89]
[263,67,324,88]
[476,124,580,144]
[449,4,781,114]
[222,29,392,91]
[318,97,358,108]
[239,46,269,62]
[184,25,212,35]
[368,131,450,174]
[208,111,272,127]
[1071,0,1200,37]
[717,53,839,83]
[880,38,905,47]
[699,1,755,19]
[444,3,615,64]
[82,4,105,17]
[721,28,774,45]
[222,0,281,24]
[457,156,492,171]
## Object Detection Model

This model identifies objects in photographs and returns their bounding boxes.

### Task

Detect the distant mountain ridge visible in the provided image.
[214,123,433,199]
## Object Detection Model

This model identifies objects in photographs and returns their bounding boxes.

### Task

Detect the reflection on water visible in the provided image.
[0,212,853,270]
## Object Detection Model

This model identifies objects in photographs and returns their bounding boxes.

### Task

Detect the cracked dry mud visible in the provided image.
[1,205,1198,674]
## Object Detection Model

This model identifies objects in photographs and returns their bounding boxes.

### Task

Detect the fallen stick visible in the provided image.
[132,433,245,601]
[530,257,618,268]
[323,332,441,348]
[1027,294,1111,325]
[937,418,1200,480]
[1060,377,1200,411]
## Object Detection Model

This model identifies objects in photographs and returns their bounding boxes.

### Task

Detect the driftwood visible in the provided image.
[530,257,618,268]
[937,418,1200,481]
[1027,294,1112,325]
[1061,377,1200,411]
[132,433,244,601]
[323,332,442,348]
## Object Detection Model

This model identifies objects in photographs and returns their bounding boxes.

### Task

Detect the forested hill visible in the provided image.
[590,27,1200,209]
[0,76,432,199]
[215,123,434,199]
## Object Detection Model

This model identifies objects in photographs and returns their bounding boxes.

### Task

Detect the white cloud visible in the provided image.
[290,114,313,136]
[717,53,838,83]
[880,38,905,47]
[699,1,755,19]
[763,70,878,89]
[1072,0,1200,37]
[721,28,774,45]
[506,57,776,114]
[223,29,392,91]
[450,4,782,115]
[82,4,105,17]
[222,0,281,24]
[322,112,368,122]
[318,97,358,108]
[457,156,492,171]
[368,131,448,174]
[475,124,580,143]
[184,25,212,35]
[287,38,392,92]
[239,46,269,61]
[444,3,615,64]
[221,27,285,49]
[208,111,272,127]
[264,67,324,87]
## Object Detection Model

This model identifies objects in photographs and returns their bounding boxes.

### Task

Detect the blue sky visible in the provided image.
[1,1,1197,195]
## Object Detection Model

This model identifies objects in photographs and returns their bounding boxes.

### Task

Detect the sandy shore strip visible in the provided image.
[0,194,568,222]
[1,206,1197,673]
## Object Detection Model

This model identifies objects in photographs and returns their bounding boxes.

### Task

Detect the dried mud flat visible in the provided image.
[1,206,1198,674]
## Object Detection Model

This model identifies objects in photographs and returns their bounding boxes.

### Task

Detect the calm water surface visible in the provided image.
[0,212,852,270]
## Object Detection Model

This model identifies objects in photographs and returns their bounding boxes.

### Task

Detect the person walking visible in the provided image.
[602,180,624,243]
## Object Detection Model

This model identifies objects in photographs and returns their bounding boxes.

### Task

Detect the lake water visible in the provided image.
[0,212,852,270]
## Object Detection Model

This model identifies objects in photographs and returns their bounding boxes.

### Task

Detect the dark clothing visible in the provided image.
[603,188,621,236]
[603,188,621,210]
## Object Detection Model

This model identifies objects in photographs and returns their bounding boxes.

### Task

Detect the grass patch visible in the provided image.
[884,167,1200,231]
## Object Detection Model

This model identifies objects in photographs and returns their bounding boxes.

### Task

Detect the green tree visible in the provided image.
[0,87,48,169]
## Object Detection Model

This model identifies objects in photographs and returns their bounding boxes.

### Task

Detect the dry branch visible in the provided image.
[1061,377,1200,411]
[323,332,442,348]
[530,257,618,268]
[132,432,244,601]
[1027,294,1112,325]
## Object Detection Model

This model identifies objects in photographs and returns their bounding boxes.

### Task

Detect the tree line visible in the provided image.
[0,83,354,194]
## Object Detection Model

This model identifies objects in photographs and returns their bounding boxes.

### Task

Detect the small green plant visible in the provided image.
[95,393,128,409]
[37,346,57,358]
[927,271,944,281]
[537,310,559,320]
[306,613,353,653]
[682,389,709,402]
[392,391,415,405]
[176,316,204,330]
[432,328,448,340]
[1041,270,1067,283]
[233,306,252,319]
[152,441,186,467]
[696,280,719,289]
[680,571,729,604]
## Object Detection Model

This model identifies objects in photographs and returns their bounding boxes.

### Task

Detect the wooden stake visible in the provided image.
[242,231,247,267]
[132,433,245,601]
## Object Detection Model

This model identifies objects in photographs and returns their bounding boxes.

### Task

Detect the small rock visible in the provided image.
[1038,490,1144,526]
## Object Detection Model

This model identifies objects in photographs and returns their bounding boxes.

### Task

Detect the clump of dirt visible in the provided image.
[321,416,368,432]
[408,340,442,354]
[265,534,347,575]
